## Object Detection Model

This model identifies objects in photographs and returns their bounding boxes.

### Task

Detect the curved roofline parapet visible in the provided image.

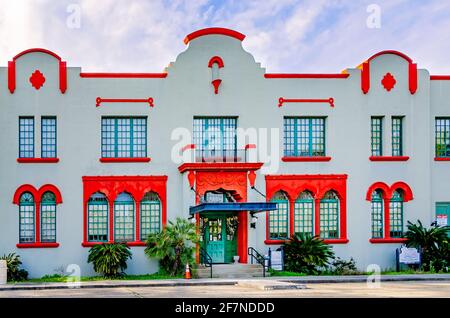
[184,27,246,44]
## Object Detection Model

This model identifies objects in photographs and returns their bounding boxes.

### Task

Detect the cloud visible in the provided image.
[0,0,449,73]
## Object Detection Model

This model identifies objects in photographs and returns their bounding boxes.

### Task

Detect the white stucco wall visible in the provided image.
[0,30,448,277]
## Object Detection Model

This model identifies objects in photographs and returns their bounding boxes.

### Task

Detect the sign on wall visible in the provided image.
[436,214,448,227]
[398,246,421,265]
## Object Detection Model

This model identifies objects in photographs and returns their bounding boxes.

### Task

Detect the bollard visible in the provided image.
[0,260,7,284]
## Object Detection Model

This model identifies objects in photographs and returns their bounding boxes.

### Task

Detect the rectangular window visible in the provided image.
[294,200,314,236]
[140,202,161,240]
[41,117,57,158]
[371,117,383,156]
[435,118,450,158]
[319,200,339,239]
[19,203,35,243]
[193,117,237,162]
[392,117,403,156]
[114,202,134,242]
[101,117,147,158]
[389,201,403,238]
[284,117,325,157]
[19,117,34,158]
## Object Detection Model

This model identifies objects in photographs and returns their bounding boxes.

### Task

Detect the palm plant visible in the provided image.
[145,217,198,276]
[405,220,450,271]
[87,243,132,278]
[0,253,28,281]
[284,233,335,274]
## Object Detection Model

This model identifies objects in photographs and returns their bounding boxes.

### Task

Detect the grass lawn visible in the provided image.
[22,272,183,283]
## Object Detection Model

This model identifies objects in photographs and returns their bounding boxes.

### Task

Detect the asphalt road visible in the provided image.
[0,281,449,298]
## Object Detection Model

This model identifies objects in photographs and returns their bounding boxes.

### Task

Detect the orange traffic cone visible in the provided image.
[185,263,191,279]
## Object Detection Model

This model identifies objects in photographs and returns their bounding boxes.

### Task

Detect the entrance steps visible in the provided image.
[195,263,268,279]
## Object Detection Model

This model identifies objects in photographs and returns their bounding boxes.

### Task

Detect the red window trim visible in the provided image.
[16,242,60,248]
[82,175,167,246]
[265,174,348,243]
[82,241,146,248]
[369,238,408,244]
[366,181,413,242]
[17,158,60,163]
[13,184,63,247]
[264,238,348,245]
[282,156,331,162]
[369,156,409,161]
[434,157,450,161]
[99,157,151,163]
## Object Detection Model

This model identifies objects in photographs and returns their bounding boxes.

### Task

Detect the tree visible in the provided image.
[405,220,449,271]
[284,233,335,274]
[145,217,199,276]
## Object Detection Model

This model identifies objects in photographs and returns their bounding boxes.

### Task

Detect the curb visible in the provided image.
[1,275,449,291]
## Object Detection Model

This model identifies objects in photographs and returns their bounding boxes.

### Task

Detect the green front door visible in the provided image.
[203,213,238,264]
[436,202,450,237]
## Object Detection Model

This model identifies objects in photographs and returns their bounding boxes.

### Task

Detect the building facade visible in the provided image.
[1,27,449,278]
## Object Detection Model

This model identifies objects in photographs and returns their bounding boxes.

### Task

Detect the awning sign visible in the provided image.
[436,214,448,227]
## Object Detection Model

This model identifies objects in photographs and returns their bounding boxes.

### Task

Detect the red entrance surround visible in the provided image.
[265,174,348,244]
[13,184,63,248]
[82,176,167,247]
[178,162,263,264]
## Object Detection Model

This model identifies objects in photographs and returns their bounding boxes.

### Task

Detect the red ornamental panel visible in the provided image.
[81,176,168,246]
[30,70,45,90]
[265,174,348,244]
[381,72,396,91]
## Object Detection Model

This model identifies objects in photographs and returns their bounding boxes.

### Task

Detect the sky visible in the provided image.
[0,0,450,74]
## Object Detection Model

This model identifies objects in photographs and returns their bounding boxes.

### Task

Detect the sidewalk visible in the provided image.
[1,274,449,291]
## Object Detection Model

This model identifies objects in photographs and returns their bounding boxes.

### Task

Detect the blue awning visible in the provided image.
[189,202,277,215]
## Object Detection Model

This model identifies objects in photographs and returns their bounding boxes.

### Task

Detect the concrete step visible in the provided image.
[195,264,268,279]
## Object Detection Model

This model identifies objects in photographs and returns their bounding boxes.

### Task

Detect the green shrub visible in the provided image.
[87,243,132,278]
[405,220,449,272]
[329,257,358,275]
[284,233,335,275]
[145,217,198,276]
[0,253,29,281]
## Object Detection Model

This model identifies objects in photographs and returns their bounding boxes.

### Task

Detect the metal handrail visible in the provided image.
[199,247,213,278]
[247,247,266,277]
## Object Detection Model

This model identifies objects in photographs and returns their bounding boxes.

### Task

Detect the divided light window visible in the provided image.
[284,117,325,157]
[193,117,237,162]
[435,118,450,158]
[371,117,383,156]
[41,117,57,158]
[19,117,34,158]
[101,117,147,158]
[392,117,403,156]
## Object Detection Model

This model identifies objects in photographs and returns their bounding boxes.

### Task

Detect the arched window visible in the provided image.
[269,191,289,240]
[87,192,108,242]
[319,191,339,239]
[41,192,56,243]
[19,192,35,243]
[389,190,404,238]
[140,192,161,240]
[114,192,135,242]
[294,191,314,236]
[371,190,384,238]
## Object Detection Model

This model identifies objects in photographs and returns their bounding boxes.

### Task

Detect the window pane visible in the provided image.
[435,118,450,158]
[19,117,34,158]
[88,193,108,242]
[294,192,314,236]
[19,192,35,243]
[101,117,147,158]
[392,117,403,156]
[269,192,289,240]
[141,192,161,240]
[371,117,383,156]
[389,191,404,238]
[193,117,237,162]
[42,117,57,158]
[371,190,384,238]
[284,117,325,157]
[41,194,56,243]
[319,191,339,239]
[114,193,134,242]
